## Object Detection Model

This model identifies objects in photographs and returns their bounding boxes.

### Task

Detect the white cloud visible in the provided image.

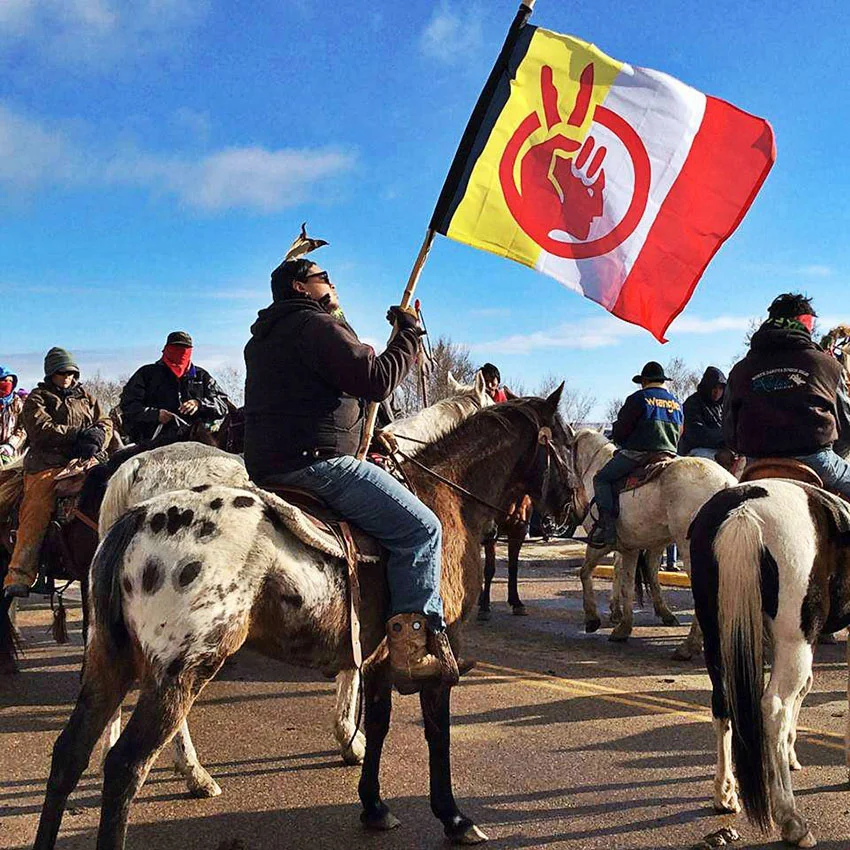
[744,262,836,278]
[420,2,483,64]
[472,313,754,355]
[0,104,356,213]
[0,0,206,65]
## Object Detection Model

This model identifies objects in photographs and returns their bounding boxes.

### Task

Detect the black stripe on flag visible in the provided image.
[429,8,536,235]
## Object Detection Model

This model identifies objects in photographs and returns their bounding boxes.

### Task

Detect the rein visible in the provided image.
[71,507,99,534]
[393,448,505,514]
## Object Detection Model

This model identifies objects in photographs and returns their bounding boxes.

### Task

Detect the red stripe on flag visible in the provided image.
[611,96,775,342]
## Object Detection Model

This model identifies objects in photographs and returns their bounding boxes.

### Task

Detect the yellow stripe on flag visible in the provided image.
[446,30,623,268]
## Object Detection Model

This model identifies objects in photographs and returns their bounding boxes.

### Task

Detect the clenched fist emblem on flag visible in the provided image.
[431,25,775,341]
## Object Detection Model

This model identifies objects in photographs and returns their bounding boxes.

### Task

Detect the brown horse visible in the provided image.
[32,393,571,849]
[477,491,533,619]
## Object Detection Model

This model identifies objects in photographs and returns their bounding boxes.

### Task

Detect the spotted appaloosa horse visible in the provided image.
[95,374,493,786]
[33,393,572,849]
[690,479,850,847]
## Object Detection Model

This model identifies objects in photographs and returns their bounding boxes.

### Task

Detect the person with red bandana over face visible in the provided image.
[119,331,230,444]
[0,365,27,464]
[480,363,517,404]
[725,293,850,495]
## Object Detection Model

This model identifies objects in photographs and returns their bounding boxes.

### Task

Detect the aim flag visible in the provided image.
[430,7,775,341]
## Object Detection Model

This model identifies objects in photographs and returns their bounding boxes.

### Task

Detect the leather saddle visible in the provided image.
[739,458,824,487]
[615,452,677,495]
[262,484,383,564]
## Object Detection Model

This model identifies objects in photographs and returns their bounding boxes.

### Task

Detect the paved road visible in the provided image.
[2,541,849,850]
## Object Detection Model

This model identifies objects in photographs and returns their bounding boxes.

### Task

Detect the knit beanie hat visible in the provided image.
[44,347,79,377]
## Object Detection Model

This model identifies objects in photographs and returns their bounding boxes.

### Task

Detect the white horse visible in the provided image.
[564,426,736,657]
[96,372,493,795]
[690,479,850,847]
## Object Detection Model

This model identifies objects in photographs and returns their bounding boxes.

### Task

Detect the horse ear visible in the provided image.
[565,421,577,440]
[545,382,564,416]
[447,372,461,392]
[474,370,486,394]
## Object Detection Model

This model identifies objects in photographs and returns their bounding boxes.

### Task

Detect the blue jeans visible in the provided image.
[268,455,445,630]
[795,448,850,498]
[593,451,645,516]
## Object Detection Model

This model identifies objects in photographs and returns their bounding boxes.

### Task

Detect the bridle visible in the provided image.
[566,434,609,525]
[379,412,571,518]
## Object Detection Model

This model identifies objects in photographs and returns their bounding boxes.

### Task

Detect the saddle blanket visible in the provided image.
[248,484,382,564]
[616,452,677,495]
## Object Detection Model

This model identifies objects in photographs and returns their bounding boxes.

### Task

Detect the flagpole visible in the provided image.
[356,230,435,458]
[356,0,536,459]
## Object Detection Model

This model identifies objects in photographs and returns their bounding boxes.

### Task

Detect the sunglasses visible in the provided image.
[55,370,79,377]
[303,270,332,286]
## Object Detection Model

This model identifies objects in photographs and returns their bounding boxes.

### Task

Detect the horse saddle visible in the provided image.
[255,484,382,565]
[740,458,824,488]
[616,452,677,495]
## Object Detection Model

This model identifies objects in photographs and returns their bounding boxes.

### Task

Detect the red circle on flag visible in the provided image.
[499,106,652,259]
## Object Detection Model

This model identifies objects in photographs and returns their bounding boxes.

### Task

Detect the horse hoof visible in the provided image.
[477,609,491,622]
[790,754,802,771]
[713,796,741,814]
[361,807,401,832]
[186,769,222,798]
[609,624,631,643]
[511,604,528,617]
[454,824,488,845]
[660,613,680,627]
[341,731,366,766]
[781,816,816,847]
[585,618,601,634]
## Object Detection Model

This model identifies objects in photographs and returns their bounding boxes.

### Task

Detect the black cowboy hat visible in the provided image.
[632,361,669,383]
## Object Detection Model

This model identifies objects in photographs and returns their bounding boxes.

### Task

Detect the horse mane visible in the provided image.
[413,397,550,469]
[385,393,489,454]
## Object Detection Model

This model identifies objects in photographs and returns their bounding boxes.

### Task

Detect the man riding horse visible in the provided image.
[588,361,684,548]
[724,292,850,493]
[0,365,27,464]
[3,348,113,598]
[243,255,457,692]
[119,331,230,444]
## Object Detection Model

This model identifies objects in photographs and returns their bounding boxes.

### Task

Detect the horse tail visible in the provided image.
[714,501,771,830]
[98,455,141,537]
[634,550,651,607]
[90,506,147,656]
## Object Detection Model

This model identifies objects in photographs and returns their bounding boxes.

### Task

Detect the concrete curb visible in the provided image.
[592,564,691,588]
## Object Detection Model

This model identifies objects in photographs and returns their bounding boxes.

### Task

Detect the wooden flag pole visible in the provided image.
[356,228,435,458]
[356,0,537,459]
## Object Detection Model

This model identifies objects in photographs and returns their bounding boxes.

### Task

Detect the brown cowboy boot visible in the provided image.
[386,613,443,694]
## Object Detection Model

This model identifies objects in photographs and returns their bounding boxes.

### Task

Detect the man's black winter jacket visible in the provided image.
[243,296,419,480]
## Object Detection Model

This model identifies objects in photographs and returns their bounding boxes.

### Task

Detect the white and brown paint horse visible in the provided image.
[96,374,494,790]
[33,394,571,850]
[691,479,850,847]
[564,426,736,657]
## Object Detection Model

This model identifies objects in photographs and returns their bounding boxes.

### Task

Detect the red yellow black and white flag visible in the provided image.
[430,5,775,341]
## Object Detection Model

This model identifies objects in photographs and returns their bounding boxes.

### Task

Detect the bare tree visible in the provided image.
[393,336,476,415]
[215,364,245,407]
[84,372,126,411]
[665,357,701,401]
[605,397,623,425]
[536,372,597,426]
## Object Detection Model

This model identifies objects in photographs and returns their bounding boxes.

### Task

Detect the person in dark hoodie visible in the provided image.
[243,257,454,691]
[724,292,850,494]
[678,366,727,459]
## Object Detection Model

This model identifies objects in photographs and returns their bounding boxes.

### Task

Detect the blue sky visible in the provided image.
[2,0,848,417]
